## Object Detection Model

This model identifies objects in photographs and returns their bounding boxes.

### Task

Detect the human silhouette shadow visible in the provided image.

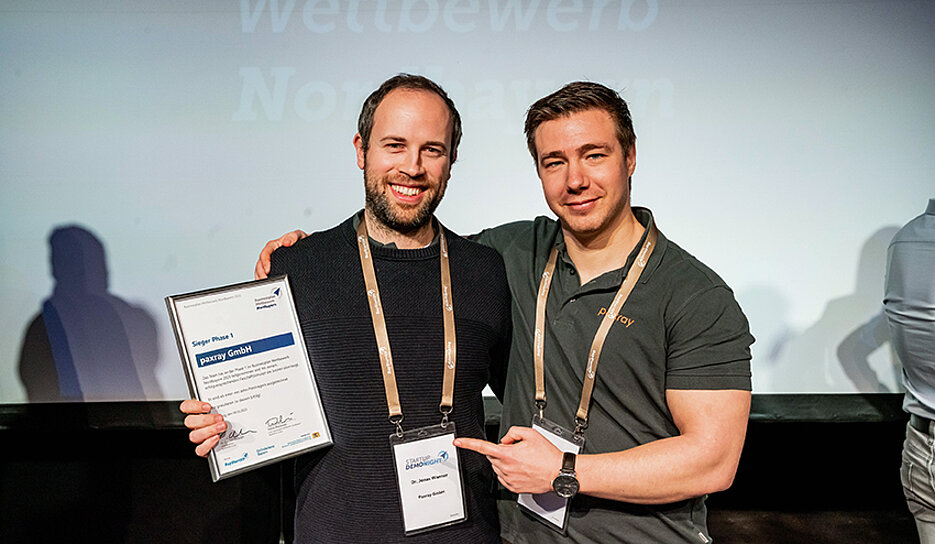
[18,225,162,401]
[769,226,901,393]
[735,285,795,392]
[836,227,902,393]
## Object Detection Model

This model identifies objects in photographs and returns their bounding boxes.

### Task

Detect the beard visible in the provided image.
[363,167,447,235]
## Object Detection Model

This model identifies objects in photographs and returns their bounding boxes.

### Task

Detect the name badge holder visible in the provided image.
[390,421,468,535]
[519,219,659,534]
[356,218,467,535]
[517,414,585,533]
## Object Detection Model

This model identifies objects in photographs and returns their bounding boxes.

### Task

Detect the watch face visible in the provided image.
[553,474,579,499]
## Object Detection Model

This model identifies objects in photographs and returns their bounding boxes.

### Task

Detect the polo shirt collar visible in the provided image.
[554,206,668,292]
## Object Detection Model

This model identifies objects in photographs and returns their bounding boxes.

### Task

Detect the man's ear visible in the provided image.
[626,143,637,178]
[354,133,366,170]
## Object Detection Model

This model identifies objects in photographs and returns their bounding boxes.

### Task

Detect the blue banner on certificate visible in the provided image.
[166,276,332,481]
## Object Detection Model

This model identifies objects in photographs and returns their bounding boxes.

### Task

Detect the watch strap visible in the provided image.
[561,451,576,474]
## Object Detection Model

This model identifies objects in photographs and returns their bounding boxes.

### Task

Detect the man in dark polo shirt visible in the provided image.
[256,81,753,543]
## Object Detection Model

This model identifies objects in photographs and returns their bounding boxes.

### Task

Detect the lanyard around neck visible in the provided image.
[356,217,457,435]
[533,218,659,435]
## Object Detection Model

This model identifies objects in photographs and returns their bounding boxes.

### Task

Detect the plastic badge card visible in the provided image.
[517,415,585,533]
[390,423,467,535]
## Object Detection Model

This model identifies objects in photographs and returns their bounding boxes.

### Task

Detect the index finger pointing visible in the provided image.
[453,437,501,457]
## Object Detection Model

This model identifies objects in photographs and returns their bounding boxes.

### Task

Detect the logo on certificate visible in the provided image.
[254,294,279,311]
[223,452,249,467]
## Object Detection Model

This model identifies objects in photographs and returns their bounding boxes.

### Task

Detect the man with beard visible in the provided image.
[256,81,753,543]
[181,74,512,543]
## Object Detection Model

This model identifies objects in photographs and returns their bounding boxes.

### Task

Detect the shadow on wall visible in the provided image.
[742,226,902,393]
[17,225,162,401]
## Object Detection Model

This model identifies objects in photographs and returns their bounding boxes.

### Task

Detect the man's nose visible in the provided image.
[399,150,424,178]
[566,160,587,191]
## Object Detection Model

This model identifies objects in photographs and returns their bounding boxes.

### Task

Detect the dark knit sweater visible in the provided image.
[270,214,512,543]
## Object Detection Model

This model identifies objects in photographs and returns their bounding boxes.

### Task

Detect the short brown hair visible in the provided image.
[524,81,636,163]
[357,74,462,164]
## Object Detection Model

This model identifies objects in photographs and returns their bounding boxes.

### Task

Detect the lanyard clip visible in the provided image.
[389,414,404,438]
[439,405,452,429]
[573,417,588,437]
[535,399,547,420]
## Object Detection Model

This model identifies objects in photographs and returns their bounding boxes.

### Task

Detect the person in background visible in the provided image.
[885,198,935,543]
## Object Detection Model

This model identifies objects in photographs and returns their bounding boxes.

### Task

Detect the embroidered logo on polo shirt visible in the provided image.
[597,307,635,327]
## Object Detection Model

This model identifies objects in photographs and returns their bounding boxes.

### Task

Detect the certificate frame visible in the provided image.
[166,275,332,481]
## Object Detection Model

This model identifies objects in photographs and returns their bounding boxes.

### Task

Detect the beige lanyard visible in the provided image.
[534,219,659,435]
[356,218,457,435]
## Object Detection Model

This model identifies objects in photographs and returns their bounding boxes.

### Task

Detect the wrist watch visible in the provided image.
[551,451,580,499]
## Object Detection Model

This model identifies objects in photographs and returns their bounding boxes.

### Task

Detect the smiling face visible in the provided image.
[355,88,453,235]
[534,108,637,243]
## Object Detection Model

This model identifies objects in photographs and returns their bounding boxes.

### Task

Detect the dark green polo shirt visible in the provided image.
[474,207,753,544]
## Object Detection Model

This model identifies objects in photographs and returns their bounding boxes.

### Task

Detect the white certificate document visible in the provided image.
[166,276,331,481]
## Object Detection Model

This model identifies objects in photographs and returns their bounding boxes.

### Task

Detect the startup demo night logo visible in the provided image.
[405,451,449,471]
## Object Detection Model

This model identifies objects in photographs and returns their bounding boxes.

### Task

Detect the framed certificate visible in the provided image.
[166,276,332,481]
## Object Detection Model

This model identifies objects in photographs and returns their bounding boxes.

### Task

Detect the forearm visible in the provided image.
[576,433,740,504]
[456,390,750,501]
[576,389,750,504]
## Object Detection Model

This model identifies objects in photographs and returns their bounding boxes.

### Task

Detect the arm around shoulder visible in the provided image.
[255,230,307,279]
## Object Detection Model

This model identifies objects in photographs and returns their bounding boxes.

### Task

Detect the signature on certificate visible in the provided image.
[222,426,257,440]
[266,413,296,428]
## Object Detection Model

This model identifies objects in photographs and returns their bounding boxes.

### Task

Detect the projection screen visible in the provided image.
[2,0,933,403]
